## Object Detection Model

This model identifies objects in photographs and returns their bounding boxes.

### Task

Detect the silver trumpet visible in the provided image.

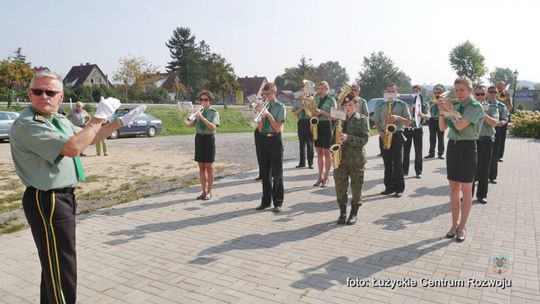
[187,105,204,122]
[253,100,269,123]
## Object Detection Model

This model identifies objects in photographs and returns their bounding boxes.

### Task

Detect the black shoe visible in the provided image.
[498,159,503,162]
[489,179,498,184]
[272,206,282,213]
[346,204,360,225]
[416,174,422,179]
[425,154,434,159]
[394,192,403,198]
[308,165,313,169]
[337,205,347,224]
[478,198,487,204]
[380,189,394,195]
[255,204,270,211]
[296,164,306,168]
[377,153,382,157]
[438,155,445,159]
[254,176,262,181]
[404,173,409,177]
[446,227,458,238]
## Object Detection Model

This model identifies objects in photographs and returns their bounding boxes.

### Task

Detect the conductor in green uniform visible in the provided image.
[10,71,146,304]
[332,93,370,225]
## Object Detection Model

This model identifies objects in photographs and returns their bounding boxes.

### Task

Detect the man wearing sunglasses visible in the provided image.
[10,71,146,303]
[472,85,499,204]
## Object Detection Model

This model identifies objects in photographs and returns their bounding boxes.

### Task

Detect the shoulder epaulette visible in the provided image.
[33,113,47,123]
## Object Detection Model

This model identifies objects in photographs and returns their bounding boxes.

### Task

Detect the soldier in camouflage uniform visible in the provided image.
[332,93,370,225]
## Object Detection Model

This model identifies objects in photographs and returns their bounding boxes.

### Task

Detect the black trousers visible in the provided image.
[381,131,405,193]
[428,118,445,156]
[254,128,263,177]
[22,187,77,304]
[403,128,423,175]
[498,123,508,159]
[490,127,502,180]
[297,119,313,166]
[473,137,493,199]
[260,134,284,207]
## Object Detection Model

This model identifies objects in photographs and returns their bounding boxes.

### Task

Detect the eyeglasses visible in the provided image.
[199,98,209,102]
[475,93,486,96]
[30,89,61,97]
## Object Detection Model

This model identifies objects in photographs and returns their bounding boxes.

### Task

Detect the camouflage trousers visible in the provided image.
[334,163,365,207]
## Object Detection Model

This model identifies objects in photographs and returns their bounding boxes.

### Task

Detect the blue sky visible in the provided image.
[1,0,538,86]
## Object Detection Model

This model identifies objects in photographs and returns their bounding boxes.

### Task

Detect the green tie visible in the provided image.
[198,109,208,131]
[51,116,86,181]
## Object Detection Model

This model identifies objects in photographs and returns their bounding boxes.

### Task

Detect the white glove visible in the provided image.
[119,105,147,126]
[95,97,121,121]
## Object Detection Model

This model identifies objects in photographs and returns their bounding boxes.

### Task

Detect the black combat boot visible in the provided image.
[346,204,360,225]
[337,204,347,224]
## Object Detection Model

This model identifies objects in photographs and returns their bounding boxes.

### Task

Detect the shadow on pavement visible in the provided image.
[291,237,451,291]
[372,203,450,230]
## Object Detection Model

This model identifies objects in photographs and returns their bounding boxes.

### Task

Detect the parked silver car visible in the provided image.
[0,111,20,142]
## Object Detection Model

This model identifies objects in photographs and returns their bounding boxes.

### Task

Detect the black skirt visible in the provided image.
[314,120,332,148]
[195,133,215,163]
[446,139,476,183]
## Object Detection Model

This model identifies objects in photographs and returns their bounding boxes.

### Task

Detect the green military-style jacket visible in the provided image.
[261,99,286,133]
[195,107,220,135]
[316,95,337,122]
[446,98,485,140]
[331,112,370,168]
[292,98,309,119]
[10,106,81,191]
[478,101,499,138]
[372,99,411,132]
[494,100,509,121]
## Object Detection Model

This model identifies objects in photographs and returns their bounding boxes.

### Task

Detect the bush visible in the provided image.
[509,110,540,138]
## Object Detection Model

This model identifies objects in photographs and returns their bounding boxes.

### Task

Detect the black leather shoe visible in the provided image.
[346,204,360,225]
[380,189,394,195]
[425,154,434,159]
[337,205,347,224]
[416,174,422,179]
[295,164,306,168]
[478,198,487,204]
[255,204,270,211]
[308,165,313,169]
[498,159,503,162]
[254,176,262,181]
[446,227,458,238]
[394,192,403,198]
[438,155,445,159]
[489,179,498,184]
[272,206,282,213]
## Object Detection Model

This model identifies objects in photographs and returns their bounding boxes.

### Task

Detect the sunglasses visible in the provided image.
[30,89,61,97]
[199,98,209,102]
[475,93,486,96]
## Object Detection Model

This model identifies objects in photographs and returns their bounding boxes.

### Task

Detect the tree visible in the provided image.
[202,53,239,107]
[313,61,349,89]
[112,55,158,102]
[274,56,315,91]
[355,51,412,100]
[489,67,514,86]
[11,47,30,66]
[448,41,487,84]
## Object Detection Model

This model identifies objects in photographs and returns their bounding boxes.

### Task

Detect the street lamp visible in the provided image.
[512,69,518,113]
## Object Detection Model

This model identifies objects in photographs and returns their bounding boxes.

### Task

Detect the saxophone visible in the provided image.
[303,79,319,141]
[330,119,343,169]
[383,101,396,150]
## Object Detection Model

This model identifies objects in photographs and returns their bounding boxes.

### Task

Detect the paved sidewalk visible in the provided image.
[1,131,539,303]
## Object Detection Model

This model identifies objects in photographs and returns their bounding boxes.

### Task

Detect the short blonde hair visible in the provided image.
[318,81,329,90]
[454,76,473,90]
[30,71,63,91]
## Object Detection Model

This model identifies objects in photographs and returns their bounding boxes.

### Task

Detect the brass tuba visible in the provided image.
[330,119,343,169]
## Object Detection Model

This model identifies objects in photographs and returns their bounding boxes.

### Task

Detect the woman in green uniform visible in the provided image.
[188,90,220,201]
[313,81,337,187]
[437,76,485,242]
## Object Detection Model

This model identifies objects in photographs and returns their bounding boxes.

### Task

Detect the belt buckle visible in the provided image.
[266,133,273,137]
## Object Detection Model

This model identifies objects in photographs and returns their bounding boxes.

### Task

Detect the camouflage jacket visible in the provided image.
[331,112,370,168]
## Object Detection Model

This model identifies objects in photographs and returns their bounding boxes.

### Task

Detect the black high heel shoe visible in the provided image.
[446,226,458,238]
[313,179,323,186]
